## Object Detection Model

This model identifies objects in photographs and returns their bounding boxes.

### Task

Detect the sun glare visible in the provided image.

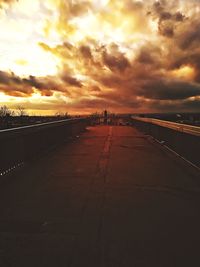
[12,46,59,77]
[172,66,195,81]
[0,93,11,103]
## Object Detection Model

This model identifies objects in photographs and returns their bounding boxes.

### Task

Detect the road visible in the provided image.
[0,126,200,267]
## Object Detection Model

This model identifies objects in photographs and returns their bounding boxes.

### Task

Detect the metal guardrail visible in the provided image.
[0,118,89,176]
[131,116,200,168]
[132,117,200,137]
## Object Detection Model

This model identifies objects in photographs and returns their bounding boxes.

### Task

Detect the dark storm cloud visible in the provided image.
[140,79,200,100]
[158,23,174,37]
[0,71,24,86]
[0,70,13,84]
[178,20,200,50]
[174,12,185,22]
[0,70,73,96]
[60,74,82,88]
[102,50,131,73]
[22,75,43,89]
[0,71,38,91]
[148,1,186,38]
[79,45,93,59]
[135,44,162,66]
[169,51,200,83]
[0,71,34,97]
[146,98,200,113]
[181,98,200,110]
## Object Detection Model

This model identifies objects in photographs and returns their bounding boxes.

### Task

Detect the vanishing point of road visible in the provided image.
[0,125,200,266]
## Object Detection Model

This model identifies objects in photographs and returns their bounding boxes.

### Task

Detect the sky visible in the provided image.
[0,0,200,115]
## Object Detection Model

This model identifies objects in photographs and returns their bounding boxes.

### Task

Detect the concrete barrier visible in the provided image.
[0,118,89,176]
[131,117,200,168]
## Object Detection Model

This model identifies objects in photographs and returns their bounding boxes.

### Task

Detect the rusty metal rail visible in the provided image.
[0,118,89,176]
[131,116,200,168]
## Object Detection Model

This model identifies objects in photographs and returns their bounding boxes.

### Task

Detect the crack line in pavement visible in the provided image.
[96,126,113,266]
[68,127,113,267]
[98,126,113,178]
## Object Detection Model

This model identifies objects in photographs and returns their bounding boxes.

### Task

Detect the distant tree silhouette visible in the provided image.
[55,111,70,119]
[16,106,28,116]
[0,105,13,117]
[0,105,15,129]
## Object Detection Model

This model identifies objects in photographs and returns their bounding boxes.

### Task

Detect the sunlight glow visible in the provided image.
[172,66,195,81]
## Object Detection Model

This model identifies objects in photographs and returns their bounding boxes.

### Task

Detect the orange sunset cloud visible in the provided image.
[0,0,200,114]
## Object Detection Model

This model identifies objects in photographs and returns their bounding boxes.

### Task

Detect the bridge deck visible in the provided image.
[0,126,200,267]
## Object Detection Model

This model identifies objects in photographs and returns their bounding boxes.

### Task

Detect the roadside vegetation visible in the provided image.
[0,105,72,130]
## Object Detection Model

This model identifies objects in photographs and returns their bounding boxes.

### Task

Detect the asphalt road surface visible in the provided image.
[0,126,200,267]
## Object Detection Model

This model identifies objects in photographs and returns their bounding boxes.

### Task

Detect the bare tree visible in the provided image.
[16,106,27,116]
[0,105,13,117]
[0,105,15,129]
[55,111,70,118]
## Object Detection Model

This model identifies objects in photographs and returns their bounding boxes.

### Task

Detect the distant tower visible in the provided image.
[104,110,108,124]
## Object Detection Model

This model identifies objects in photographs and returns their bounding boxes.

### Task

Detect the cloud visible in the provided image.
[60,74,82,88]
[2,0,200,114]
[0,70,75,97]
[79,45,93,60]
[38,32,200,112]
[146,97,200,113]
[102,46,131,73]
[135,43,162,66]
[178,20,200,50]
[0,71,26,87]
[47,0,92,38]
[0,0,17,8]
[148,1,186,38]
[140,79,200,100]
